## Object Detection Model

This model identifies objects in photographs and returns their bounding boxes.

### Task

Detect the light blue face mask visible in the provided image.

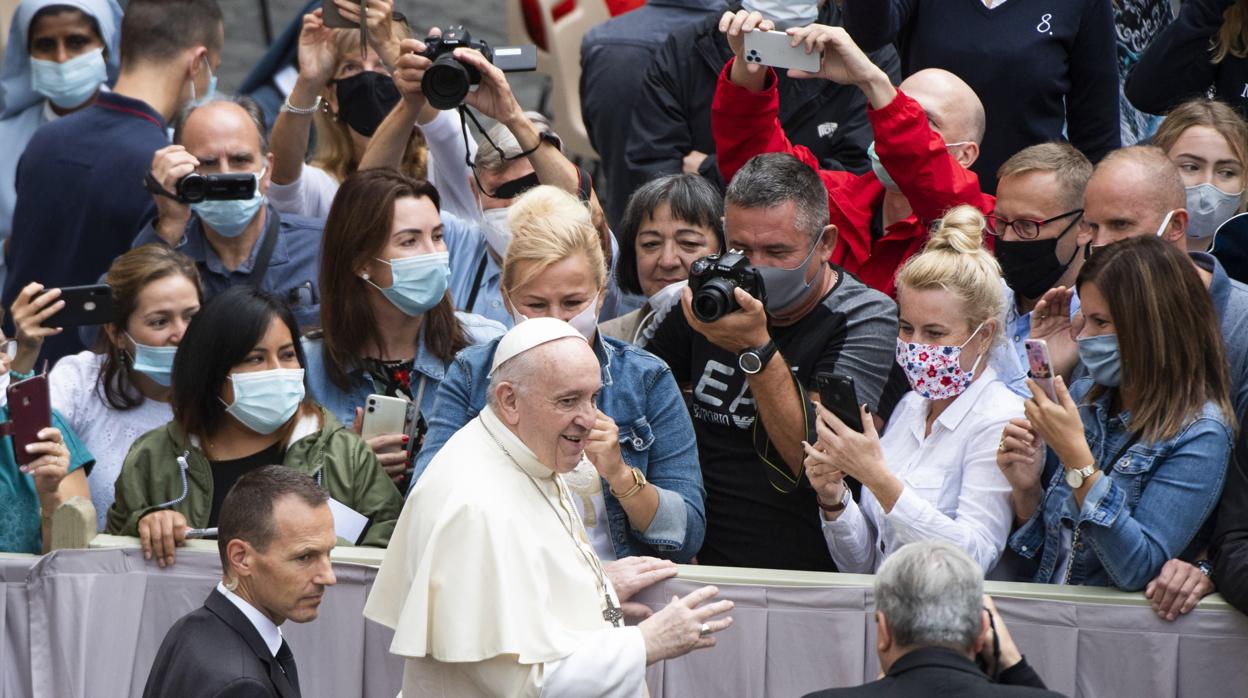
[224,368,306,435]
[126,333,177,387]
[1076,333,1121,387]
[367,251,451,317]
[30,47,107,110]
[192,168,266,237]
[189,55,217,106]
[868,141,899,192]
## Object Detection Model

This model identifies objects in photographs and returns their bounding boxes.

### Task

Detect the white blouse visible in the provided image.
[821,366,1022,573]
[49,351,174,530]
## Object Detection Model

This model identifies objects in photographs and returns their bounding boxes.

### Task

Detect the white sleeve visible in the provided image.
[820,493,880,574]
[541,627,646,698]
[267,164,339,219]
[421,109,479,221]
[882,419,1016,573]
[48,352,90,428]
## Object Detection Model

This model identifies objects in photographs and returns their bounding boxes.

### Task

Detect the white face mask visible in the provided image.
[741,0,818,28]
[508,293,600,342]
[481,207,512,259]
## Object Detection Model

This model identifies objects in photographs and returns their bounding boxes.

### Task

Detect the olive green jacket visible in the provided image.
[105,407,403,547]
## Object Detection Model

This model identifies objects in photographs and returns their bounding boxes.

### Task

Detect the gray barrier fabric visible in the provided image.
[3,548,1248,697]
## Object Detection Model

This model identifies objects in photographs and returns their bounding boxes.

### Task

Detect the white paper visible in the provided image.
[328,497,369,545]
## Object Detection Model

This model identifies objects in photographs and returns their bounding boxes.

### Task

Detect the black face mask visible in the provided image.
[994,220,1081,301]
[335,71,400,137]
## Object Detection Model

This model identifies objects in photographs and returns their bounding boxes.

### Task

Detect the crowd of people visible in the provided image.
[5,0,1248,693]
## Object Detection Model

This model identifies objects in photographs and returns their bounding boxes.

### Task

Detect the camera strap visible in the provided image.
[247,208,281,288]
[456,105,546,199]
[143,171,180,201]
[464,251,489,313]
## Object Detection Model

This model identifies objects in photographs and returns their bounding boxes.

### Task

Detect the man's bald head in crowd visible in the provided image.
[898,69,986,168]
[1083,145,1188,250]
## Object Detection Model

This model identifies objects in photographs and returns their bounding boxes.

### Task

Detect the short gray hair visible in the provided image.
[476,112,559,175]
[874,541,983,652]
[172,94,269,152]
[724,153,829,242]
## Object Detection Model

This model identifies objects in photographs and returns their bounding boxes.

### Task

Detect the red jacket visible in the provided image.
[712,59,995,298]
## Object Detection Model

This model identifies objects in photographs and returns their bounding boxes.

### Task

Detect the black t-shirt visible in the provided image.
[208,442,285,526]
[646,269,898,571]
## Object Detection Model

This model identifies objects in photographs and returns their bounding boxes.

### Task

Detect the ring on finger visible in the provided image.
[998,436,1006,453]
[700,623,711,638]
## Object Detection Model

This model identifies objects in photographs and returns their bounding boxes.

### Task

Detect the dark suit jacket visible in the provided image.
[143,589,299,698]
[802,647,1066,698]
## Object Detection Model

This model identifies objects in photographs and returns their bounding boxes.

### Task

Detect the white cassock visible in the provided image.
[364,405,648,697]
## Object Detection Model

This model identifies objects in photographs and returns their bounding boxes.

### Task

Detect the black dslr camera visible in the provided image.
[688,251,766,323]
[421,27,537,111]
[173,172,256,204]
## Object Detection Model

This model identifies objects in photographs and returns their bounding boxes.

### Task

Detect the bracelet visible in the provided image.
[609,467,648,500]
[280,95,322,115]
[10,367,35,382]
[818,487,849,513]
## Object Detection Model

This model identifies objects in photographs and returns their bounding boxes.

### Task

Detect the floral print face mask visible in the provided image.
[895,322,986,401]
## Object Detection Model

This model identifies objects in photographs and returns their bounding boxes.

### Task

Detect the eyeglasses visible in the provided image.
[987,209,1083,240]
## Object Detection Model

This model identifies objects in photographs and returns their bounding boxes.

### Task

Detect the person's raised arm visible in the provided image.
[270,10,337,187]
[1063,0,1120,164]
[1125,0,1234,116]
[331,0,402,68]
[840,0,915,53]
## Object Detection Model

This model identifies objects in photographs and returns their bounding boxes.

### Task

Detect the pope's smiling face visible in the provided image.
[511,338,602,474]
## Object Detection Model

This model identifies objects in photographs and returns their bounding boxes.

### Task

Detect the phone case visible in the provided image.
[815,373,864,433]
[361,394,409,441]
[743,30,822,73]
[322,0,357,28]
[8,374,51,466]
[47,284,113,328]
[1024,339,1057,401]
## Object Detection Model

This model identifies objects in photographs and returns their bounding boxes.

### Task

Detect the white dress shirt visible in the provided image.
[821,366,1022,573]
[217,582,283,656]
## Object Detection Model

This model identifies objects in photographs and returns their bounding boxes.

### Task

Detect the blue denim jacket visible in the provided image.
[1009,378,1234,590]
[302,312,506,430]
[413,332,706,561]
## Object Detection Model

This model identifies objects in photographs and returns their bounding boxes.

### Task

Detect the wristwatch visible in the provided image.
[1064,463,1098,489]
[1195,559,1213,577]
[818,486,850,513]
[609,467,648,500]
[737,340,778,375]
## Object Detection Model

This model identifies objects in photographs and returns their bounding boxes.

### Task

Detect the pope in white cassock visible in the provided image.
[365,318,734,697]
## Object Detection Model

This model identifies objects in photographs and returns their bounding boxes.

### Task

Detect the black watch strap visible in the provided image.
[738,339,777,374]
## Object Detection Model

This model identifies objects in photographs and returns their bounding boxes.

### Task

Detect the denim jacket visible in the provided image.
[302,312,506,430]
[413,332,706,562]
[1009,378,1234,590]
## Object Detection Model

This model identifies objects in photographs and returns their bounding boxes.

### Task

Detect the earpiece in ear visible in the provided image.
[360,272,370,281]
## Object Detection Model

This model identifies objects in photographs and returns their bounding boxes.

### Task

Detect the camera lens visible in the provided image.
[423,56,470,110]
[692,279,738,323]
[177,173,207,203]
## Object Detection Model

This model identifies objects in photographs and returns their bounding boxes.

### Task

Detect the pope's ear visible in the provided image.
[494,382,522,425]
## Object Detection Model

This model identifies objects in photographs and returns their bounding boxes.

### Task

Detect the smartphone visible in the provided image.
[322,0,358,28]
[8,374,51,467]
[361,394,409,442]
[1024,338,1058,401]
[45,284,113,328]
[814,372,864,433]
[743,30,822,74]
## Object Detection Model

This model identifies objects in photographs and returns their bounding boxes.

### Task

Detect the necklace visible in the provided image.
[480,418,624,627]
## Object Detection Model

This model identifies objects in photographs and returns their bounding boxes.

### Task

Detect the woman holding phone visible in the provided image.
[1000,235,1234,591]
[303,169,503,491]
[805,206,1022,573]
[106,286,403,567]
[413,185,705,563]
[10,245,202,529]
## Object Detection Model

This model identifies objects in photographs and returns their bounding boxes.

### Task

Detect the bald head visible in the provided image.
[1083,146,1188,249]
[899,69,986,145]
[174,95,269,156]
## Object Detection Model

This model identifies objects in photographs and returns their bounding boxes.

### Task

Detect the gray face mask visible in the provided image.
[741,0,818,28]
[1186,183,1243,240]
[756,238,822,315]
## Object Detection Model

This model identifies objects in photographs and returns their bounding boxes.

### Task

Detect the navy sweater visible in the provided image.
[843,0,1121,192]
[1125,0,1248,117]
[5,91,166,363]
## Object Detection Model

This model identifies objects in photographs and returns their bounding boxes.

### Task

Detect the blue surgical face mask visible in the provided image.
[1076,333,1121,387]
[868,141,899,192]
[224,368,306,435]
[30,47,107,110]
[367,251,451,317]
[189,55,218,106]
[192,168,266,237]
[126,333,177,387]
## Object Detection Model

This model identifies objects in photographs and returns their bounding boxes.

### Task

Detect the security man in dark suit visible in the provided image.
[803,541,1065,698]
[143,466,338,698]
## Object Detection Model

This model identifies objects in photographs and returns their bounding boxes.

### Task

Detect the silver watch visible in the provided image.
[1065,463,1097,488]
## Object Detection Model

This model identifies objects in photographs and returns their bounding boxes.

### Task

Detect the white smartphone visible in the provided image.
[743,30,822,73]
[1024,339,1058,402]
[361,394,409,441]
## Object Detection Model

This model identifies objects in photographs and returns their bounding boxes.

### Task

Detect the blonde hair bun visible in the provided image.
[925,205,990,256]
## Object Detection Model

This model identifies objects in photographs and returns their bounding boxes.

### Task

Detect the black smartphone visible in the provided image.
[45,284,113,328]
[815,372,864,433]
[8,374,51,466]
[322,0,358,28]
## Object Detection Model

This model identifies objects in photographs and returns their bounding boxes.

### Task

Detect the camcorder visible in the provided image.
[145,171,257,204]
[688,251,766,323]
[421,27,537,110]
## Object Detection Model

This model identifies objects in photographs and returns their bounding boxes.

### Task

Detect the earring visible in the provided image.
[360,272,370,280]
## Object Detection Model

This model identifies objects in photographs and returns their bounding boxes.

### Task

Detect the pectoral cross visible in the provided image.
[603,593,624,627]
